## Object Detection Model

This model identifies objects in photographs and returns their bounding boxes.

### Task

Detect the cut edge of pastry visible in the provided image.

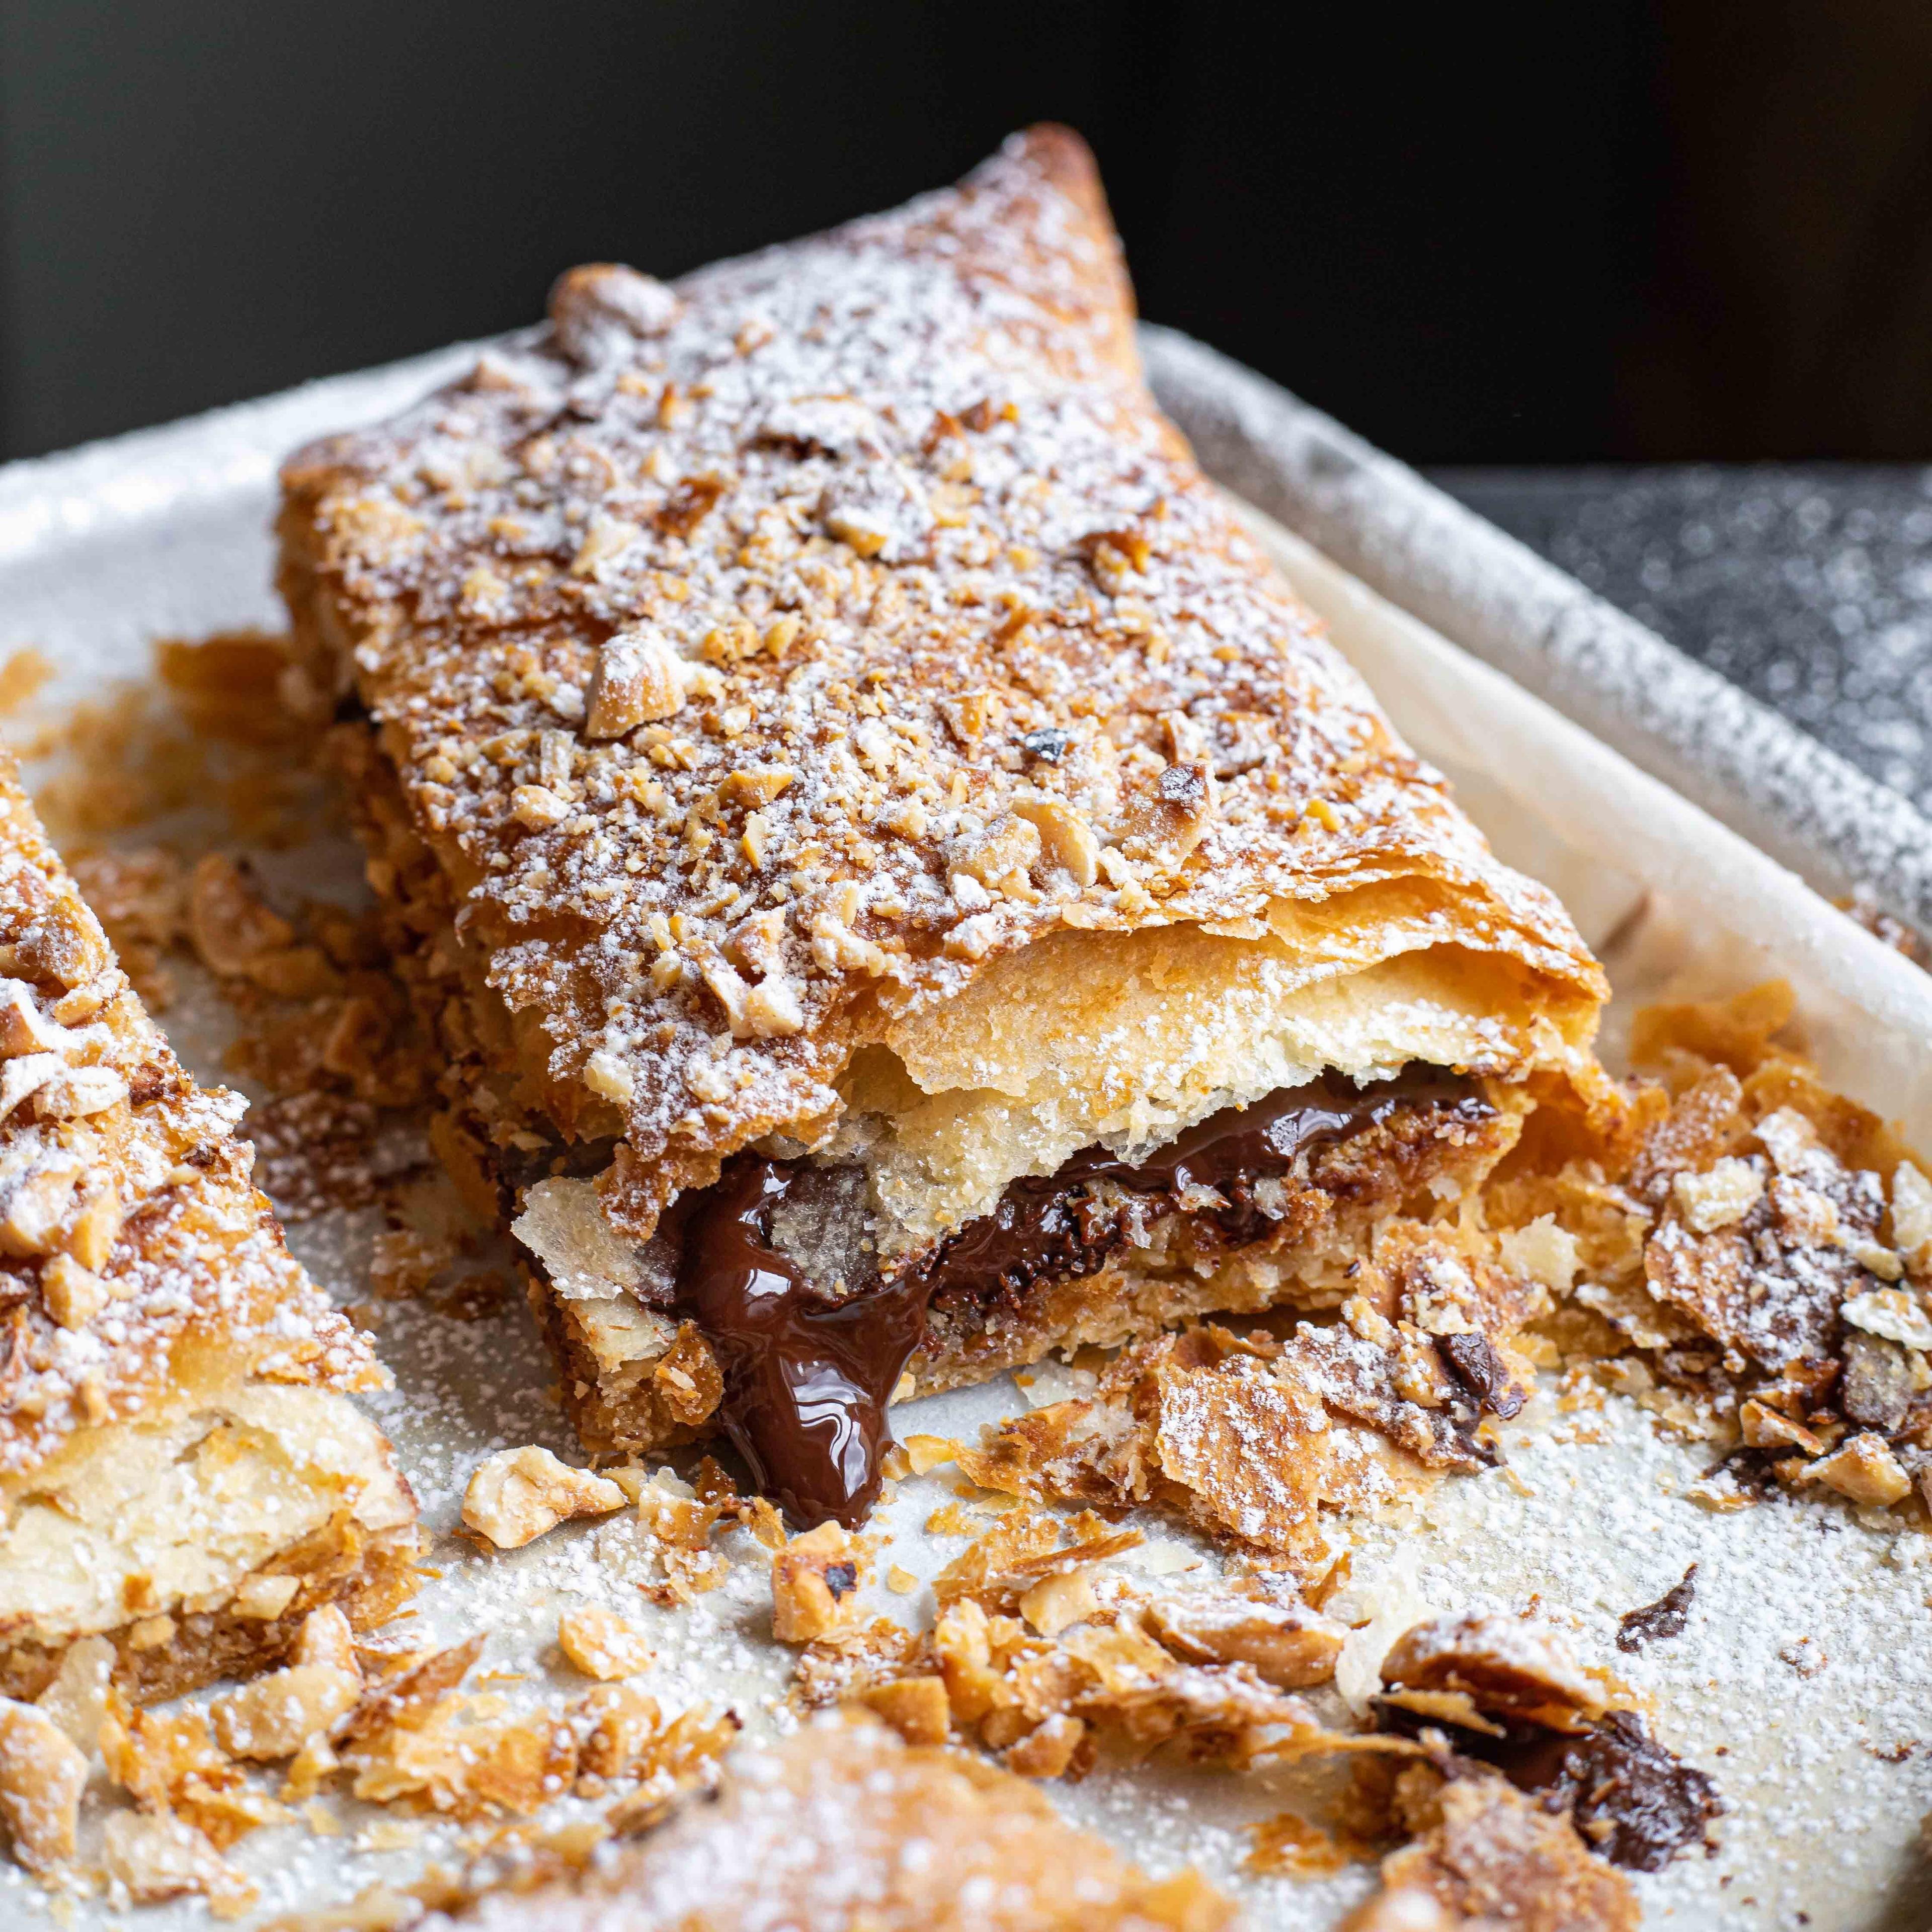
[0,757,420,1697]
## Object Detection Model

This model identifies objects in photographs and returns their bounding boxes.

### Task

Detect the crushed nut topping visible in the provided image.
[462,1445,626,1549]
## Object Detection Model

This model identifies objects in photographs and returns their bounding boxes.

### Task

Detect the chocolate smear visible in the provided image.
[1375,1704,1721,1872]
[668,1157,932,1531]
[669,1065,1488,1532]
[1617,1564,1698,1654]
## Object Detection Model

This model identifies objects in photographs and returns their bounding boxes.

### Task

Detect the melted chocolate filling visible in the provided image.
[670,1063,1489,1530]
[918,1066,1493,1313]
[1375,1705,1722,1872]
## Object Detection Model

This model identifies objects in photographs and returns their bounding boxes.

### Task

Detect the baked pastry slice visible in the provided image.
[278,127,1608,1526]
[0,764,416,1702]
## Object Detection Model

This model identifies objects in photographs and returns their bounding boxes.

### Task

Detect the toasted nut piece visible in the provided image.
[0,1158,81,1257]
[809,912,891,977]
[1672,1157,1764,1233]
[742,974,804,1039]
[558,1605,655,1681]
[1013,796,1099,888]
[771,1521,865,1644]
[0,982,77,1058]
[462,1446,626,1550]
[1380,1613,1606,1728]
[511,783,571,830]
[35,1634,113,1755]
[583,1048,635,1104]
[1004,1711,1086,1779]
[293,1605,358,1673]
[102,1810,253,1911]
[41,1251,107,1330]
[950,813,1041,891]
[584,627,687,737]
[211,1664,361,1760]
[858,1675,951,1746]
[1146,1586,1348,1689]
[719,764,796,809]
[0,1698,87,1871]
[549,264,681,360]
[65,1179,123,1270]
[1804,1431,1913,1507]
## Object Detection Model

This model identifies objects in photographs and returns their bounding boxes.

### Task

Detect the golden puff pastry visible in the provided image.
[279,127,1607,1525]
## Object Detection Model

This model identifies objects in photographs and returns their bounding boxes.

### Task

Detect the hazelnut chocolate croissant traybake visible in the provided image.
[0,762,418,1706]
[277,125,1614,1528]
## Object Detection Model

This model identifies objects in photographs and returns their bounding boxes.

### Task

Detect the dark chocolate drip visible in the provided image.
[920,1066,1492,1311]
[1615,1564,1698,1654]
[668,1062,1488,1531]
[669,1158,930,1531]
[1375,1705,1722,1872]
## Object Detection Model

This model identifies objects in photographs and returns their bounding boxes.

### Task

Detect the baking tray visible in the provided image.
[1,334,1929,1930]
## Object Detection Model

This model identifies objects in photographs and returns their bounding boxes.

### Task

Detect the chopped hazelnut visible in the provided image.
[1804,1431,1912,1507]
[1671,1156,1764,1233]
[584,627,687,737]
[772,1521,866,1643]
[858,1676,952,1746]
[557,1604,655,1681]
[511,783,572,830]
[41,1250,107,1329]
[462,1445,626,1549]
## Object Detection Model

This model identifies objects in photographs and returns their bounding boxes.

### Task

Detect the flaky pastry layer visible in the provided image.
[278,126,1605,1255]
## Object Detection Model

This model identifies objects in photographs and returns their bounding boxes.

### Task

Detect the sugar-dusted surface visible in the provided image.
[280,129,1598,1226]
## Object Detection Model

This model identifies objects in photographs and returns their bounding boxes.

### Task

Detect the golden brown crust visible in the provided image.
[277,126,1604,1243]
[0,761,382,1478]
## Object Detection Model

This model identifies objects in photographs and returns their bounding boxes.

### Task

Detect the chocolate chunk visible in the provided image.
[1539,1713,1722,1872]
[1436,1331,1526,1420]
[1617,1565,1698,1654]
[1375,1704,1721,1873]
[1019,727,1070,764]
[1840,1329,1913,1431]
[823,1562,858,1599]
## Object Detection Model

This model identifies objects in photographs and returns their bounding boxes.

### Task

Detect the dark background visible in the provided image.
[3,2,1931,465]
